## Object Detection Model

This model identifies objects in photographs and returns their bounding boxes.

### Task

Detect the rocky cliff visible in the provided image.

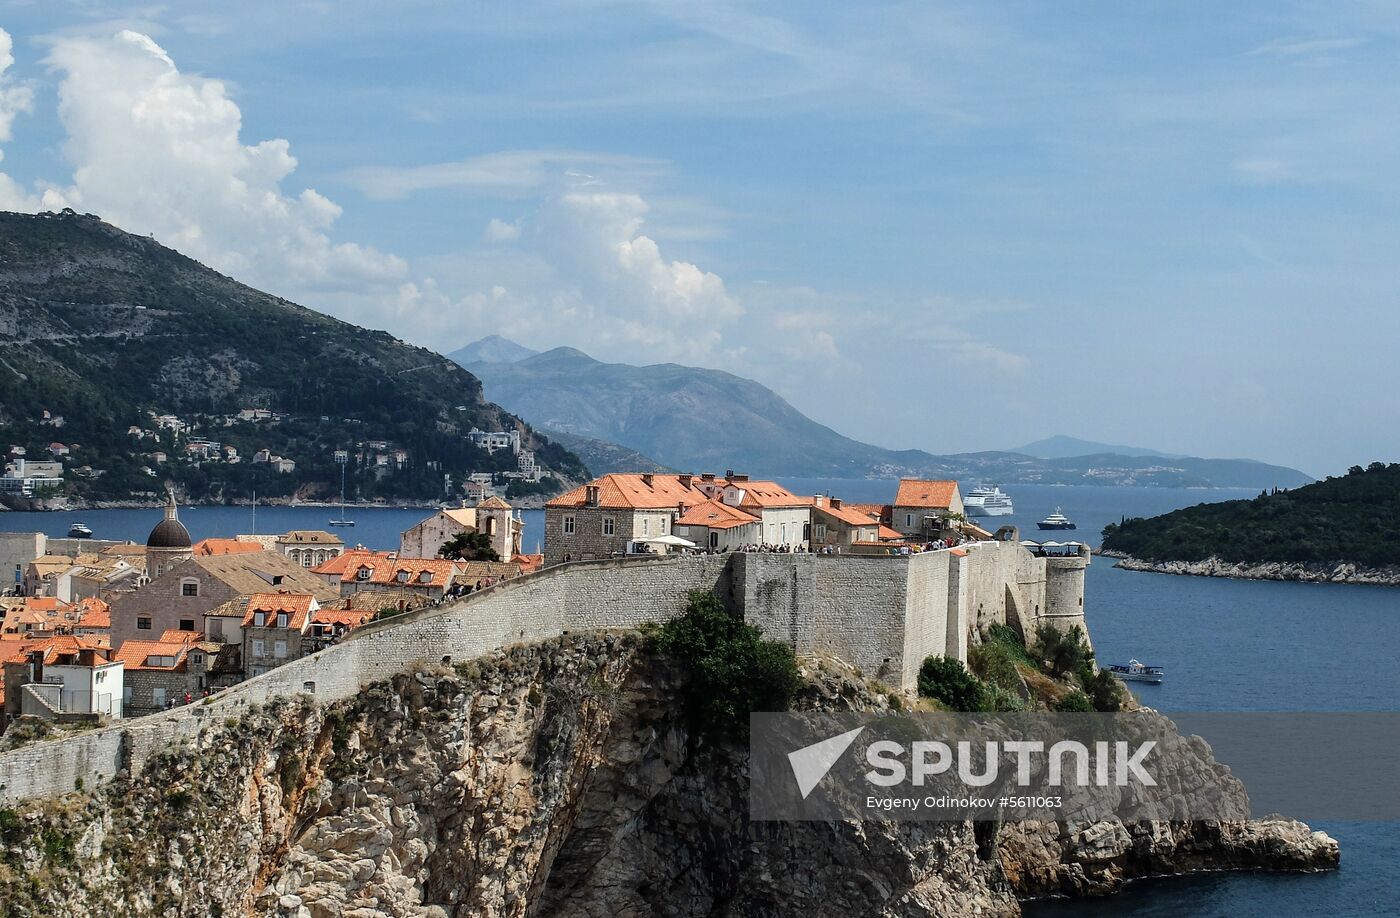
[0,633,1336,917]
[1109,554,1400,586]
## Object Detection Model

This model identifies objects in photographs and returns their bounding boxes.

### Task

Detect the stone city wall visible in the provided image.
[0,543,1086,804]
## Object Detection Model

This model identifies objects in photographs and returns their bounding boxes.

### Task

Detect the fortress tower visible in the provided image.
[1040,551,1090,637]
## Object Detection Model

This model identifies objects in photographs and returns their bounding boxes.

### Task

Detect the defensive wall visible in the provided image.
[0,542,1086,804]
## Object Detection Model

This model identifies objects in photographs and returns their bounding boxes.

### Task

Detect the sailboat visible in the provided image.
[329,455,355,527]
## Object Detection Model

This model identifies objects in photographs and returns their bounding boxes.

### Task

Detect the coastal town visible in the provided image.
[0,471,1033,731]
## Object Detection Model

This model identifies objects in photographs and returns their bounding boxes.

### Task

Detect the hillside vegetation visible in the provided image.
[1101,462,1400,566]
[0,210,584,503]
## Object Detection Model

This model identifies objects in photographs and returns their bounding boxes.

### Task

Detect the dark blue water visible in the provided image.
[4,483,1395,913]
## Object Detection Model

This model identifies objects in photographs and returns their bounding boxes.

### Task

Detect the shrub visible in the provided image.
[1053,691,1093,712]
[985,623,1036,664]
[917,656,988,712]
[1033,624,1093,678]
[1083,668,1125,713]
[969,641,1023,695]
[654,590,801,742]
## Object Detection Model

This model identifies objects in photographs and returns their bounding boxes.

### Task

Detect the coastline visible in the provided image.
[1107,552,1400,586]
[0,494,558,513]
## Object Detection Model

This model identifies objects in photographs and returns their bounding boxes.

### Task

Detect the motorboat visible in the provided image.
[1107,659,1164,684]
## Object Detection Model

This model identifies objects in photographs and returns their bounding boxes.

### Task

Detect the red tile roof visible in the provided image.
[893,479,960,509]
[0,635,110,666]
[114,640,192,671]
[730,480,808,509]
[158,629,205,644]
[243,592,318,630]
[342,558,459,589]
[547,474,720,510]
[192,538,265,557]
[311,549,394,576]
[675,499,760,530]
[512,553,545,574]
[811,501,882,528]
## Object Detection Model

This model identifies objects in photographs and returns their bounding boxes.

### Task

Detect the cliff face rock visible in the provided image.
[1113,555,1400,586]
[0,634,1336,918]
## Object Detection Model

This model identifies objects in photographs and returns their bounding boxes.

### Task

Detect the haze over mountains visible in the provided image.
[448,338,1313,489]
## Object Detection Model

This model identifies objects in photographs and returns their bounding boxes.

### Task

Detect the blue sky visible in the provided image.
[1,1,1397,476]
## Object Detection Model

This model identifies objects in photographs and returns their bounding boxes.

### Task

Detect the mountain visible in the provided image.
[1014,435,1185,460]
[448,334,539,365]
[453,338,1313,489]
[0,210,585,504]
[1102,462,1400,567]
[539,428,673,475]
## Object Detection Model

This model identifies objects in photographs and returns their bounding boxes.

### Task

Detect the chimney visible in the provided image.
[725,469,735,478]
[585,485,600,506]
[641,473,655,487]
[701,473,715,482]
[814,494,826,507]
[679,474,693,489]
[730,473,749,483]
[831,498,843,510]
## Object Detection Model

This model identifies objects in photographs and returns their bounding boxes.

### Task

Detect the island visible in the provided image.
[1100,461,1400,585]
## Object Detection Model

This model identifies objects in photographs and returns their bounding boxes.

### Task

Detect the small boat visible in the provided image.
[328,517,356,528]
[67,522,93,538]
[1037,508,1077,530]
[1107,659,1164,684]
[328,457,355,527]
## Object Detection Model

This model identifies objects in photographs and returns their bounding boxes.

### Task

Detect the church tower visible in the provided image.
[145,491,193,579]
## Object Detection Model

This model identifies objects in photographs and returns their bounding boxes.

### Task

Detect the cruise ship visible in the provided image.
[963,485,1014,517]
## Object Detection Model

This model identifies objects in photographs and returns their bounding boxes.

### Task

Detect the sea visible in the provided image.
[3,482,1395,916]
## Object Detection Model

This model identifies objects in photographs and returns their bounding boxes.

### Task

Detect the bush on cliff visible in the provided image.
[917,657,987,712]
[1053,691,1093,713]
[654,590,802,742]
[1032,624,1092,679]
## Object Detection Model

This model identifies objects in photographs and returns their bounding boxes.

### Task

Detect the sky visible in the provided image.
[0,2,1397,477]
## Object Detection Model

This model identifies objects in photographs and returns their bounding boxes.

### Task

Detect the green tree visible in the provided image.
[1032,624,1092,678]
[917,656,988,712]
[654,590,801,741]
[1053,691,1093,712]
[438,530,501,562]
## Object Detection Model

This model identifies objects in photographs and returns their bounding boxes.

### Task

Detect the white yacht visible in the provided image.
[963,485,1014,517]
[1037,508,1077,530]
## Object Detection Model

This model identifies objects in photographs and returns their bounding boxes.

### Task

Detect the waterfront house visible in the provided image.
[544,473,717,563]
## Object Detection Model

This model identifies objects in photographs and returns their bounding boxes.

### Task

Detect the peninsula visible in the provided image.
[1101,461,1400,585]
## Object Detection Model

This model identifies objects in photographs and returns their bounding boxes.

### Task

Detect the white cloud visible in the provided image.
[484,217,521,242]
[341,149,667,201]
[37,29,405,298]
[0,27,40,212]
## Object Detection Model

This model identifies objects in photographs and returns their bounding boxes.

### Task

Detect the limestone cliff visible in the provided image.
[0,633,1336,917]
[1110,554,1400,586]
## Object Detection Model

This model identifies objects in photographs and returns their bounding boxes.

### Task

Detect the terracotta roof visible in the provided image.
[311,549,394,576]
[0,635,111,666]
[675,499,760,530]
[811,501,882,529]
[75,597,111,629]
[845,503,890,522]
[547,474,715,510]
[243,592,318,630]
[893,479,960,509]
[158,628,205,643]
[188,552,340,602]
[343,558,459,589]
[206,596,250,619]
[878,525,905,541]
[278,530,344,545]
[114,640,192,671]
[312,607,376,629]
[730,480,808,509]
[512,553,544,575]
[477,496,512,510]
[193,538,265,557]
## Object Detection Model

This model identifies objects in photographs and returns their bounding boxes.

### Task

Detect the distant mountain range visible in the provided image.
[447,338,1313,489]
[0,210,586,505]
[1012,435,1187,461]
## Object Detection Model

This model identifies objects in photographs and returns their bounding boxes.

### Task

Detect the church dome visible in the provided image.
[147,492,192,549]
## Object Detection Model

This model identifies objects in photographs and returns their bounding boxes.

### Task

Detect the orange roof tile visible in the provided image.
[158,629,205,644]
[675,499,760,530]
[547,474,718,510]
[729,480,808,509]
[342,558,458,589]
[893,480,960,509]
[512,553,544,574]
[812,501,882,528]
[878,525,905,541]
[114,640,191,671]
[0,635,110,666]
[243,592,318,630]
[193,538,265,557]
[311,549,394,576]
[312,607,376,629]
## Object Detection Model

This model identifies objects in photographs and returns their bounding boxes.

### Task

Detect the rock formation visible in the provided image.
[0,633,1337,917]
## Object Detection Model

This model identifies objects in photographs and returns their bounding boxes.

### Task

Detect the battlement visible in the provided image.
[0,542,1087,804]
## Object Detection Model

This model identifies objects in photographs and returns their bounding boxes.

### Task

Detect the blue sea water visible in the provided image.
[3,482,1395,914]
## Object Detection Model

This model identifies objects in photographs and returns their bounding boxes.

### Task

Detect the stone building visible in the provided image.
[1,636,123,723]
[890,479,965,540]
[109,551,337,650]
[275,531,345,568]
[808,496,882,552]
[115,637,207,715]
[672,499,762,551]
[398,498,522,562]
[240,592,319,678]
[719,477,811,549]
[544,473,722,563]
[333,556,462,602]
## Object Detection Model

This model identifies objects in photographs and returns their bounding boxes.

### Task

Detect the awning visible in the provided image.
[639,534,699,548]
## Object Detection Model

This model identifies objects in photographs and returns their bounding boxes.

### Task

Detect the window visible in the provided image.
[191,654,203,666]
[209,619,224,641]
[273,640,287,659]
[301,554,312,568]
[419,571,432,583]
[602,517,616,536]
[356,566,371,581]
[252,639,265,657]
[152,688,166,707]
[396,570,409,583]
[181,579,199,597]
[815,524,827,541]
[563,515,575,535]
[642,518,649,536]
[179,619,195,631]
[123,686,133,704]
[276,612,289,628]
[709,531,719,549]
[253,611,266,627]
[906,513,913,527]
[136,616,152,631]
